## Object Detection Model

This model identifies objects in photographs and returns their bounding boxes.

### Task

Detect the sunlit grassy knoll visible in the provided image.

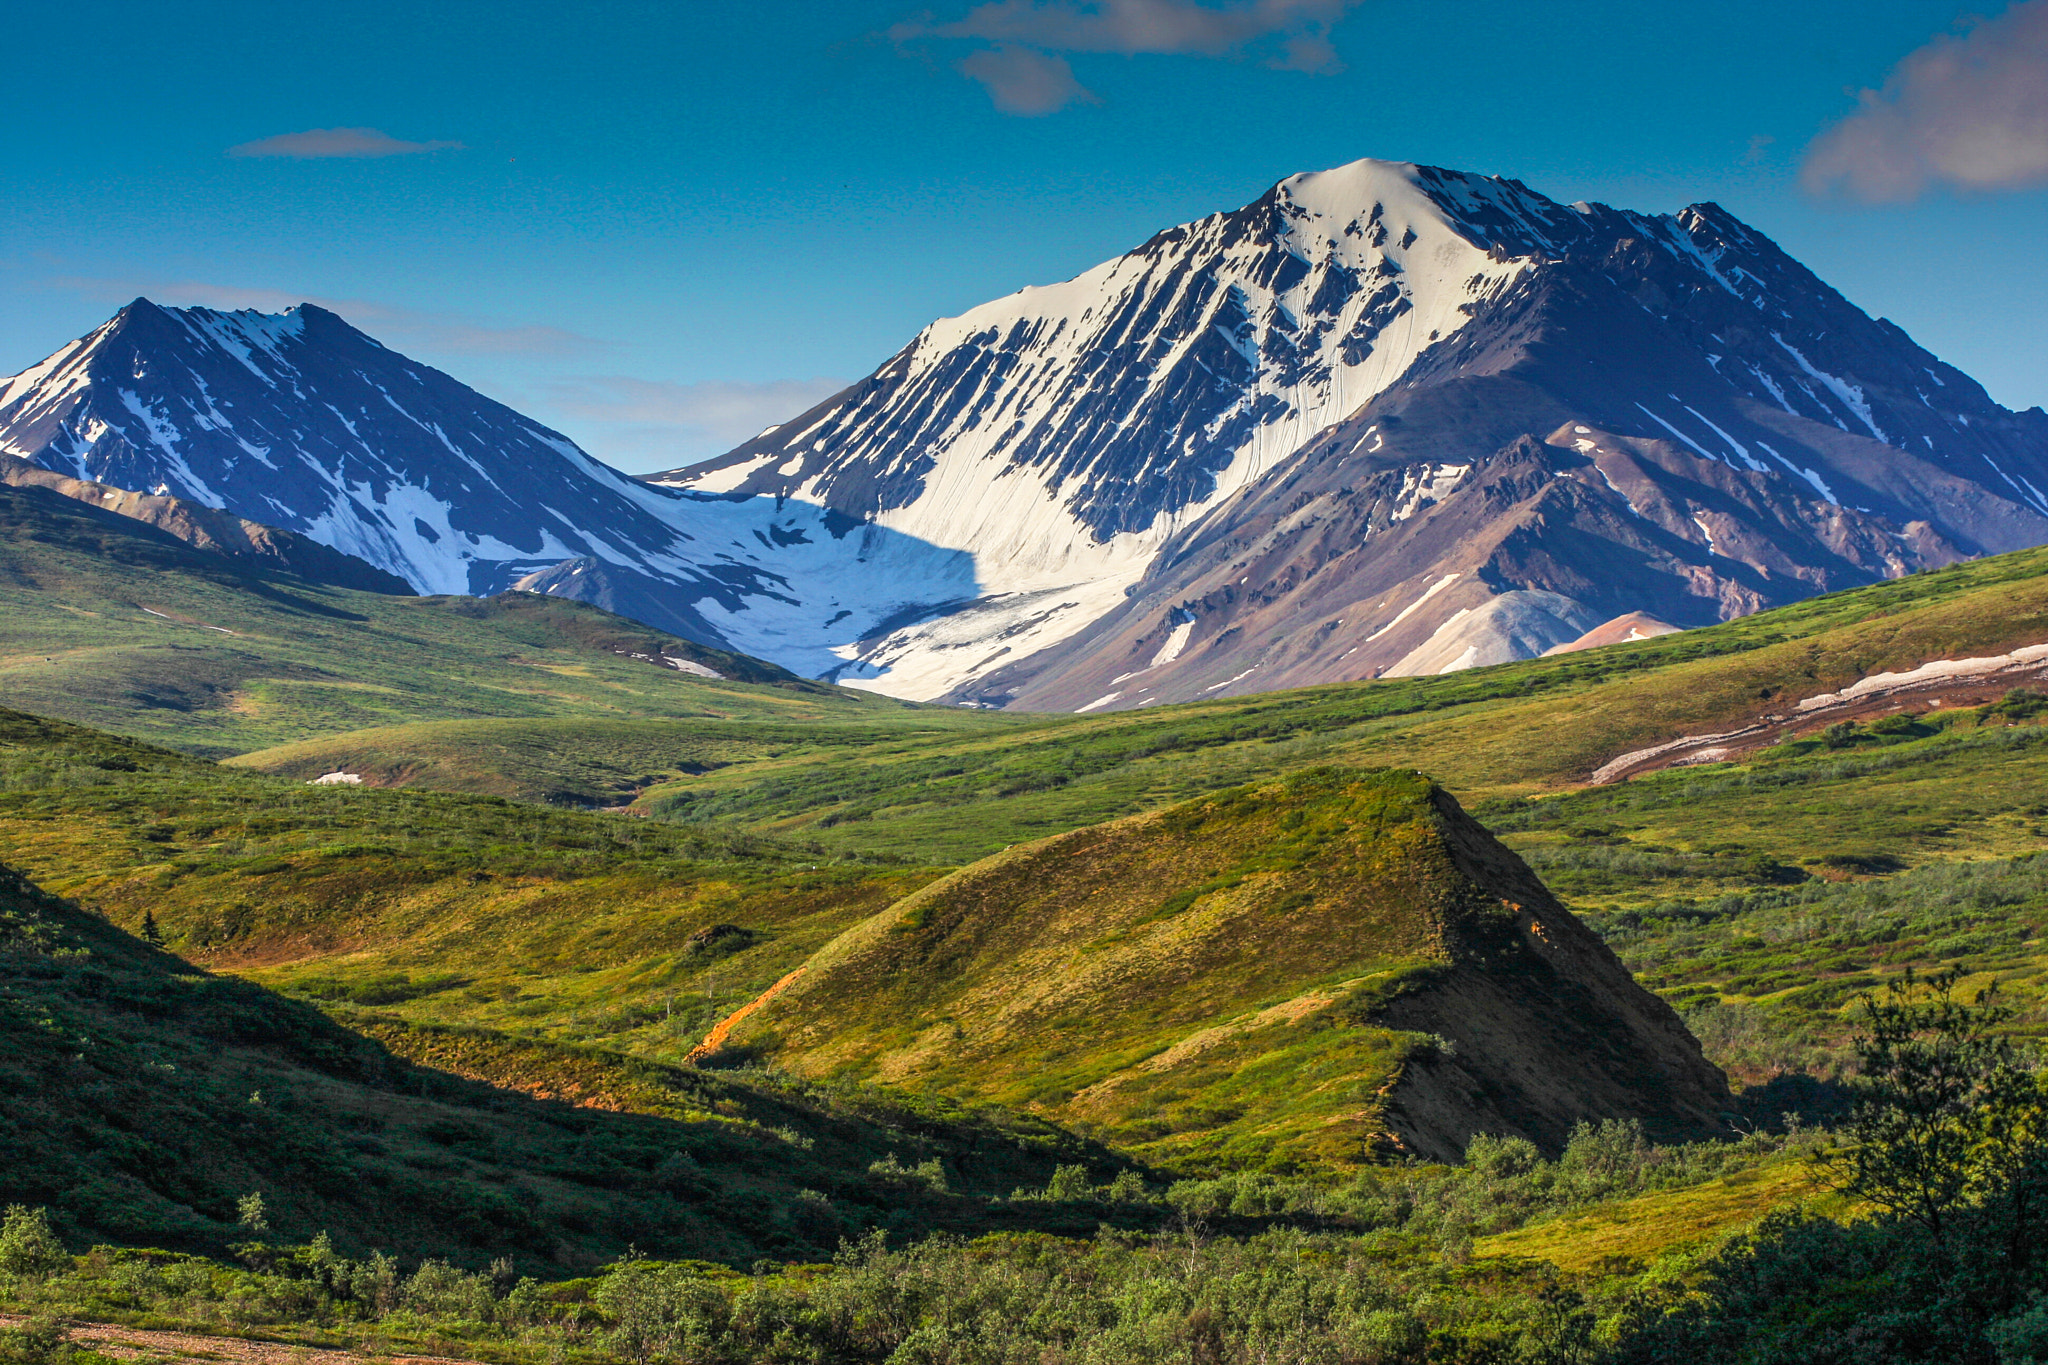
[727,771,1460,1171]
[0,854,1139,1270]
[1473,1154,1853,1272]
[720,769,1729,1172]
[0,706,942,1065]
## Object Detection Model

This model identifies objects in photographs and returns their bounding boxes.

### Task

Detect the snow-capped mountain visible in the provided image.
[5,159,2046,710]
[654,159,2048,708]
[0,299,719,596]
[0,298,972,667]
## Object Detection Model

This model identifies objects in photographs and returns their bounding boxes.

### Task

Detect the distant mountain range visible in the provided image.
[5,158,2045,710]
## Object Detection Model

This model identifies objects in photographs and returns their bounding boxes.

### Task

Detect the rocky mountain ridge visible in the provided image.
[3,159,2044,708]
[659,160,2048,709]
[0,454,413,594]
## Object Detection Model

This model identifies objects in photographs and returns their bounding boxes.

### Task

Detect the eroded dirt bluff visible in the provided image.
[1374,787,1731,1160]
[708,769,1730,1168]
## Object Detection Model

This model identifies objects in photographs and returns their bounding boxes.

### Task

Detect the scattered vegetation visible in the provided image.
[0,1121,1822,1364]
[6,524,2048,1356]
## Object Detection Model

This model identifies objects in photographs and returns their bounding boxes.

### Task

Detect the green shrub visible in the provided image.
[0,1208,68,1281]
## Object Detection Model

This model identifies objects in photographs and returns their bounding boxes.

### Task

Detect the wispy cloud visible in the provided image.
[956,46,1101,115]
[227,127,464,159]
[1802,0,2048,203]
[892,0,1363,113]
[53,277,599,358]
[541,376,848,468]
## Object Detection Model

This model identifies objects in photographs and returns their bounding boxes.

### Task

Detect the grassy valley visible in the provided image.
[225,547,2048,862]
[3,524,2048,1361]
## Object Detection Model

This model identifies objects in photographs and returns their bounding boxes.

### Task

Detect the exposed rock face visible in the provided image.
[1544,612,1684,657]
[0,456,413,594]
[657,161,2048,707]
[714,769,1730,1166]
[1377,789,1731,1160]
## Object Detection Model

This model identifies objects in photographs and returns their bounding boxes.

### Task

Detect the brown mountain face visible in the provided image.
[0,456,413,596]
[946,246,2023,710]
[1544,611,1683,656]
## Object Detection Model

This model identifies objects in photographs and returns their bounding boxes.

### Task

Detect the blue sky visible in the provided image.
[5,0,2044,472]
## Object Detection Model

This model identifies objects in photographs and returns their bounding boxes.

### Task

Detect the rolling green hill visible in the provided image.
[714,769,1729,1170]
[228,545,2048,865]
[0,479,917,759]
[0,706,952,1076]
[0,855,1137,1271]
[12,540,2048,1108]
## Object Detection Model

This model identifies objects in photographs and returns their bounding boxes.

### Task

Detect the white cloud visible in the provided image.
[227,127,464,159]
[892,0,1363,113]
[1803,0,2048,202]
[540,375,848,471]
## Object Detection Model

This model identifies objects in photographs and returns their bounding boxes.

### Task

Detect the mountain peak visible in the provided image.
[6,155,2047,713]
[0,296,711,597]
[650,153,2048,706]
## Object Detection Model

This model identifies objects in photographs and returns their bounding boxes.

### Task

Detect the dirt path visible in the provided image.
[1,1314,477,1365]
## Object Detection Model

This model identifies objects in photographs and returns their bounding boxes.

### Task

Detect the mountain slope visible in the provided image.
[0,851,1127,1267]
[711,768,1731,1167]
[657,160,2048,706]
[0,478,886,757]
[0,454,413,594]
[7,161,2043,712]
[0,299,694,597]
[0,300,976,671]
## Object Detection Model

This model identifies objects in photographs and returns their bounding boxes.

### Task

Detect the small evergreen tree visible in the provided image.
[140,909,164,945]
[1043,1163,1094,1202]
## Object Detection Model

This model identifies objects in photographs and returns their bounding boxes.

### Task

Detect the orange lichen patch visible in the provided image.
[686,967,806,1065]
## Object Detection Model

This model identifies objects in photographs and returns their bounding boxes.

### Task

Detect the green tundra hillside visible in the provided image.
[0,852,1137,1271]
[0,479,909,757]
[716,769,1730,1170]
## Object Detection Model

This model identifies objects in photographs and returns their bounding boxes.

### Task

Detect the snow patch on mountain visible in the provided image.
[1383,592,1604,677]
[655,159,1541,698]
